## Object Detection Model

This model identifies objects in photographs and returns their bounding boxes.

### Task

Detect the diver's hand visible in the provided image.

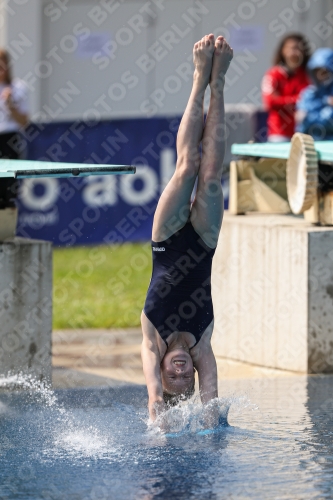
[149,399,172,433]
[148,398,166,421]
[327,96,333,106]
[150,406,173,434]
[202,399,220,429]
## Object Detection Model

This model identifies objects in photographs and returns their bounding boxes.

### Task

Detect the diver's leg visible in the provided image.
[190,36,233,248]
[152,34,215,242]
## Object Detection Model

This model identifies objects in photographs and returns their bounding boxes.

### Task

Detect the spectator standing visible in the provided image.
[262,34,310,142]
[0,49,29,207]
[296,48,333,140]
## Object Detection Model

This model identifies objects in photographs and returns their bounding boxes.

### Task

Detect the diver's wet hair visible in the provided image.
[163,382,195,407]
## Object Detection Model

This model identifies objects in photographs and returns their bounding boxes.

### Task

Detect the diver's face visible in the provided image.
[282,39,303,70]
[314,67,333,84]
[161,349,195,395]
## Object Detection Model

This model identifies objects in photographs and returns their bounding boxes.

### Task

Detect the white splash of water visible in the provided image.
[149,394,257,436]
[54,426,110,458]
[0,372,57,407]
[0,372,111,460]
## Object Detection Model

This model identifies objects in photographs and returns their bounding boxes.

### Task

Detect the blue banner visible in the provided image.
[16,117,229,246]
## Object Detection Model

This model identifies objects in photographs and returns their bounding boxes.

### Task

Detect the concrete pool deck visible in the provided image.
[52,328,304,389]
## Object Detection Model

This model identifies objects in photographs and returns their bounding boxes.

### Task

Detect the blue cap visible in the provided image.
[307,48,333,72]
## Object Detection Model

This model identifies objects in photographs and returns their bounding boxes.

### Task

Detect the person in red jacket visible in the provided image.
[262,33,311,142]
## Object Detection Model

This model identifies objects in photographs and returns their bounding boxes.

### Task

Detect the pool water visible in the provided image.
[0,374,333,499]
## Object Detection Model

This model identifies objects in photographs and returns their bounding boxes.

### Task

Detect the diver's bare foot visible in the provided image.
[210,36,233,92]
[193,34,215,89]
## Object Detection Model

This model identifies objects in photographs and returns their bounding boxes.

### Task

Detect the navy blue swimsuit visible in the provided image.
[144,221,216,348]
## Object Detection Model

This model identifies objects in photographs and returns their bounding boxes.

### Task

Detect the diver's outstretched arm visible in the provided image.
[192,332,218,404]
[197,349,218,404]
[141,312,166,420]
[141,339,166,420]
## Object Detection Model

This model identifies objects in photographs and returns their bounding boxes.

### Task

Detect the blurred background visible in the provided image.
[1,0,333,329]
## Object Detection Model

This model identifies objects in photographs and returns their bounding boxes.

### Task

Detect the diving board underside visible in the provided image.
[231,141,333,162]
[0,160,135,178]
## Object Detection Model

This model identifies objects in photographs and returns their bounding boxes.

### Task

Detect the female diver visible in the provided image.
[141,34,233,421]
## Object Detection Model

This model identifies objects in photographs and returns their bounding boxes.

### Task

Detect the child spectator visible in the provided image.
[262,34,311,142]
[296,48,333,140]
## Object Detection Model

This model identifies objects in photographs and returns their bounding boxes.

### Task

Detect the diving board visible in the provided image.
[0,159,136,241]
[230,133,333,224]
[232,140,333,163]
[0,159,136,178]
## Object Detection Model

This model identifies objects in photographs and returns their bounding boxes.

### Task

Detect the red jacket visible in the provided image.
[262,65,310,138]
